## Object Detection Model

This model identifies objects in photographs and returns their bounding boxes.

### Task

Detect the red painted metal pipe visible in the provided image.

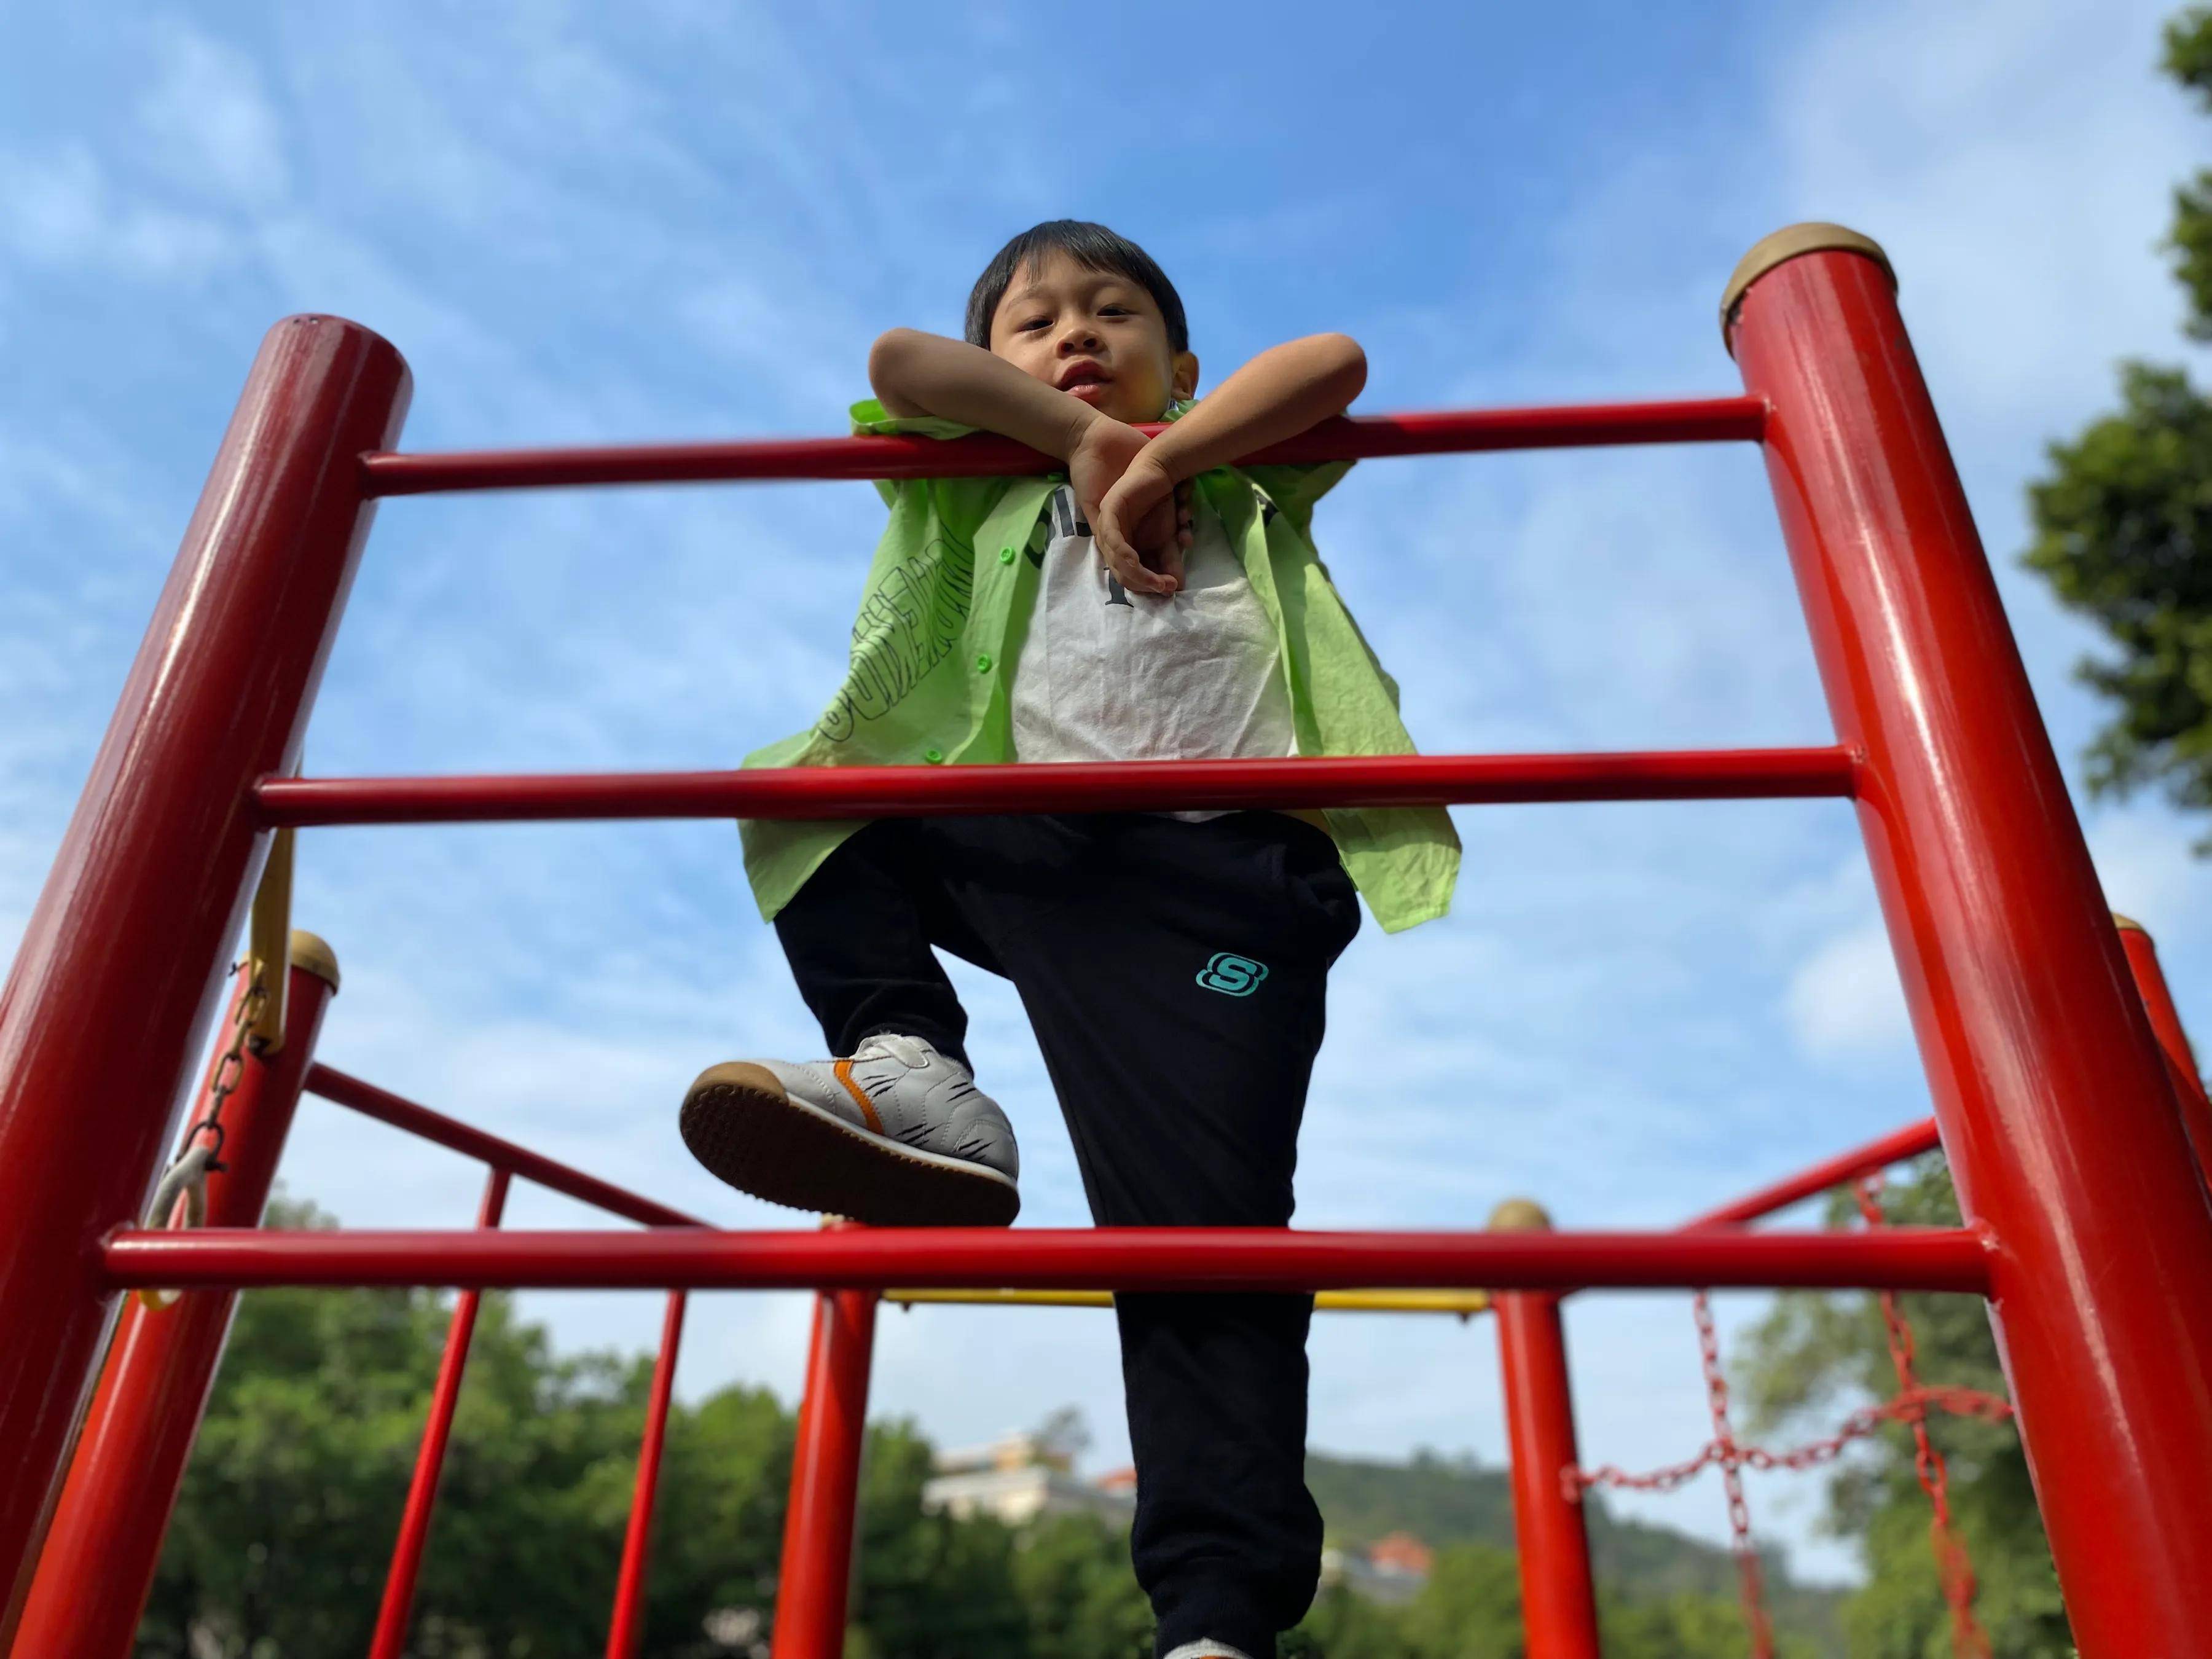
[1489,1204,1601,1659]
[0,314,407,1641]
[2114,918,2212,1191]
[1683,1117,1942,1230]
[1732,229,2212,1654]
[367,1169,510,1659]
[13,947,338,1659]
[358,398,1768,496]
[605,1292,687,1659]
[101,1225,1994,1295]
[771,1287,879,1659]
[254,747,1858,827]
[306,1064,704,1230]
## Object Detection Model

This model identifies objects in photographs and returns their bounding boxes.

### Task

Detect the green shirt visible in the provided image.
[738,401,1461,933]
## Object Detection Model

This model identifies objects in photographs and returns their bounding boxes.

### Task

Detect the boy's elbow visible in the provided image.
[1317,333,1367,409]
[868,328,923,393]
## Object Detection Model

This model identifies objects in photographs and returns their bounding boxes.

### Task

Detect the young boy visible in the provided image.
[681,221,1459,1659]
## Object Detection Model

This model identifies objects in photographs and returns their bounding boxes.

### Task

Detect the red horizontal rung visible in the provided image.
[1684,1116,1943,1229]
[305,1065,704,1230]
[358,399,1769,496]
[255,747,1856,828]
[101,1223,1992,1295]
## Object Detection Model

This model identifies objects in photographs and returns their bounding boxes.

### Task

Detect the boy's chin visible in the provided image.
[1104,396,1172,426]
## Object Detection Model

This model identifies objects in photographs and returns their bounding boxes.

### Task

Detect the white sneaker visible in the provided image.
[680,1033,1020,1226]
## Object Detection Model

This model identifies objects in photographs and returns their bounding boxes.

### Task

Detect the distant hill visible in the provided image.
[1306,1448,1845,1655]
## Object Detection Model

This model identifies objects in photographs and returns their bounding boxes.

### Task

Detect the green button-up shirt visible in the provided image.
[739,401,1461,933]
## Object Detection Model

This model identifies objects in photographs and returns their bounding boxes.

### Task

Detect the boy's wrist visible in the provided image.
[1138,427,1199,483]
[1059,398,1110,461]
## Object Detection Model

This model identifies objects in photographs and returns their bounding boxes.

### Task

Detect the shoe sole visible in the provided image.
[680,1069,1020,1227]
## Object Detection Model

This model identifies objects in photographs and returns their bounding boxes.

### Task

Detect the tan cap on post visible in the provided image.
[1488,1196,1554,1233]
[2111,912,2146,935]
[288,928,340,991]
[1720,222,1896,352]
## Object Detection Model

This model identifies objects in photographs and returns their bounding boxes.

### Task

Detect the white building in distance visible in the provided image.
[920,1431,1137,1529]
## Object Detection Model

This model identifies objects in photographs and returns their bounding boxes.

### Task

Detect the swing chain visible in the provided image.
[135,966,268,1310]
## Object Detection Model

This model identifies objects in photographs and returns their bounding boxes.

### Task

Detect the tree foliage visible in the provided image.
[1737,1161,2068,1658]
[2024,5,2212,826]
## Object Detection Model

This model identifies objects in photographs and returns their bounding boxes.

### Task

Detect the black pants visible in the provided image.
[774,812,1360,1657]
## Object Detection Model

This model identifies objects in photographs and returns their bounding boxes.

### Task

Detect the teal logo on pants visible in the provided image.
[1196,952,1269,997]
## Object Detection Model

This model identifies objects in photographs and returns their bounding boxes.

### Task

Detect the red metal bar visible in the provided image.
[1682,1117,1942,1229]
[1731,227,2212,1653]
[771,1286,879,1659]
[255,746,1857,828]
[1489,1203,1601,1659]
[367,1168,510,1659]
[305,1064,704,1229]
[604,1291,687,1659]
[0,314,407,1639]
[101,1225,1993,1295]
[359,398,1768,496]
[12,945,339,1659]
[2114,917,2212,1190]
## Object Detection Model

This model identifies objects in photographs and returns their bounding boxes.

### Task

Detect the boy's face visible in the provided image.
[987,250,1199,426]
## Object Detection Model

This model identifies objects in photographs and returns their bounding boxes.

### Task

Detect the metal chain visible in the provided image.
[1854,1177,1995,1659]
[135,965,267,1309]
[147,965,266,1218]
[1692,1289,1776,1659]
[195,964,269,1154]
[1569,1186,2016,1659]
[1571,1384,2014,1494]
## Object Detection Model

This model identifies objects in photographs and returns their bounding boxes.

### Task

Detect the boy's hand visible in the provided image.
[1096,453,1193,595]
[1071,418,1191,597]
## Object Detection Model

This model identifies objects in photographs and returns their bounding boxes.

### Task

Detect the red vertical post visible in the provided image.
[769,1287,879,1659]
[12,939,339,1659]
[367,1167,511,1659]
[1489,1201,1602,1659]
[604,1290,688,1659]
[0,315,407,1640]
[2113,915,2212,1188]
[1728,224,2212,1655]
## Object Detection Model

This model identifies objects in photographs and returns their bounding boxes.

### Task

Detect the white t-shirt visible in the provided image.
[1010,485,1296,816]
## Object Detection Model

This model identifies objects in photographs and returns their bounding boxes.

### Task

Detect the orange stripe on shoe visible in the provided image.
[833,1059,886,1135]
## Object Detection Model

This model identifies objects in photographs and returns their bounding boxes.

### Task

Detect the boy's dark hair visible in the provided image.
[965,221,1189,354]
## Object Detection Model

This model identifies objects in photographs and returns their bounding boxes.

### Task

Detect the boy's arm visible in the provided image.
[1095,334,1367,582]
[869,328,1097,455]
[869,329,1192,594]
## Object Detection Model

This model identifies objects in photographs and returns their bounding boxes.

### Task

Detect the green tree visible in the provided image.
[138,1199,1019,1659]
[1395,1542,1524,1658]
[2024,6,2212,825]
[1008,1513,1155,1659]
[1737,1160,2066,1658]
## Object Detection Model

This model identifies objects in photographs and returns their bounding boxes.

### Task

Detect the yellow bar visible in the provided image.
[882,1287,1492,1316]
[248,828,294,1052]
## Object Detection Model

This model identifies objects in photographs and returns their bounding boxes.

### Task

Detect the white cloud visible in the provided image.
[0,143,235,278]
[2090,809,2211,936]
[138,21,291,205]
[1784,919,1913,1062]
[1773,0,2196,449]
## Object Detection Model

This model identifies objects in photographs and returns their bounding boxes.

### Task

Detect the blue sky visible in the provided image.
[4,0,2204,1588]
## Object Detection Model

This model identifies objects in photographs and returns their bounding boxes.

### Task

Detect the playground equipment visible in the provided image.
[2,222,2211,1657]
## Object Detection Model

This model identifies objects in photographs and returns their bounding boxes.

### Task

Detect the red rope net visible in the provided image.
[1567,1174,2014,1659]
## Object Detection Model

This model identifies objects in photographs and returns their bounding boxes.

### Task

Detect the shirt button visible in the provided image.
[998,546,1016,564]
[923,748,944,764]
[975,653,993,673]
